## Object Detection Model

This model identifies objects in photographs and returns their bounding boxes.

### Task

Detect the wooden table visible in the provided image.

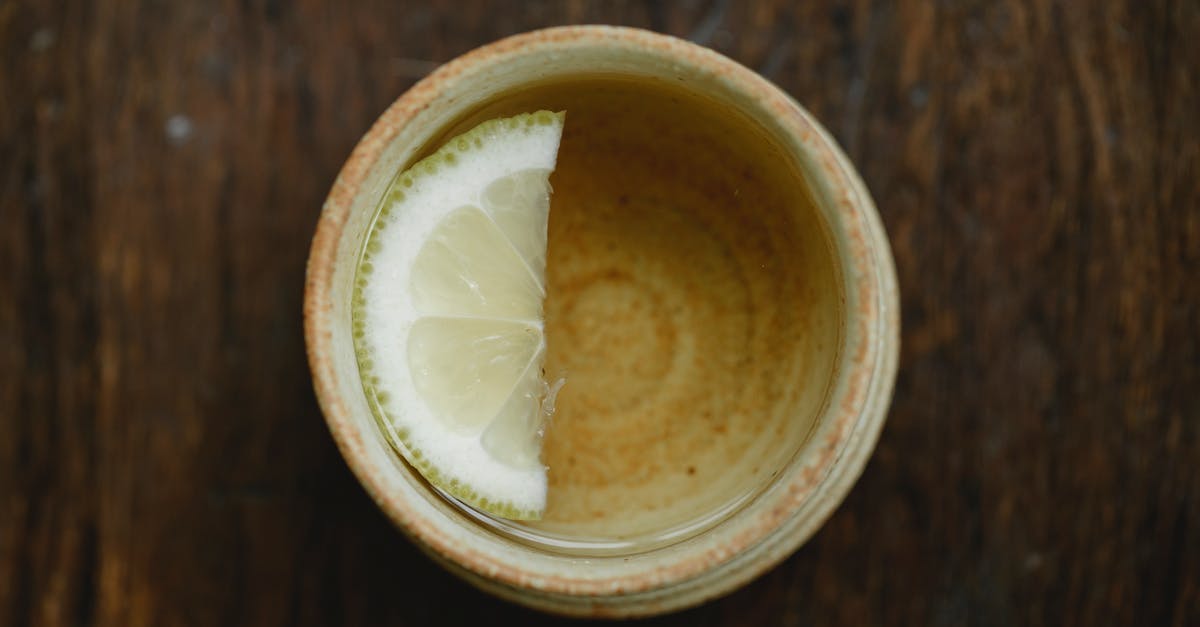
[3,1,1198,624]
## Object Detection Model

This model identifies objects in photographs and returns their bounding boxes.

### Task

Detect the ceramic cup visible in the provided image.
[305,25,899,617]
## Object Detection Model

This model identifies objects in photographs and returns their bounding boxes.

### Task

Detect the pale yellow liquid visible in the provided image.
[415,77,843,551]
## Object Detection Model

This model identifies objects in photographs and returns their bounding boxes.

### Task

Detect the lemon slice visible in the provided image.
[353,111,565,520]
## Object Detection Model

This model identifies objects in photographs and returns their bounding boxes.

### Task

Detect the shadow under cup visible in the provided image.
[307,26,897,617]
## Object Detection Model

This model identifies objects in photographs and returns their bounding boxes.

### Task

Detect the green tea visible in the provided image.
[399,75,843,551]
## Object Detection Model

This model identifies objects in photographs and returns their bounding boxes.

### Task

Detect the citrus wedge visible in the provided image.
[352,111,564,520]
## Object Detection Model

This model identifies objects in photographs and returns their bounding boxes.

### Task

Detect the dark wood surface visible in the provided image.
[3,1,1198,625]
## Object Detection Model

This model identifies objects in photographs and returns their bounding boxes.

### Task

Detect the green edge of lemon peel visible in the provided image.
[348,111,562,522]
[392,110,564,199]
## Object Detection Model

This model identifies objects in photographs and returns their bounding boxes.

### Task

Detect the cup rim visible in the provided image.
[304,25,899,607]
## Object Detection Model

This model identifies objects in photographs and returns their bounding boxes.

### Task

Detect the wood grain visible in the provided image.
[2,0,1197,625]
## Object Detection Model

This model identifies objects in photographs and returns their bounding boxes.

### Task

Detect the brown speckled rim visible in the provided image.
[305,25,899,614]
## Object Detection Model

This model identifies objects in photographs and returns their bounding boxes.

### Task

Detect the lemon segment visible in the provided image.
[410,206,543,320]
[353,111,565,519]
[407,317,541,433]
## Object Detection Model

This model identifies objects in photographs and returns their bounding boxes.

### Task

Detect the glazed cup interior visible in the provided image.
[305,25,898,616]
[403,66,849,551]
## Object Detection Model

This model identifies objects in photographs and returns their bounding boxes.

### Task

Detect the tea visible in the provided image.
[394,75,843,551]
